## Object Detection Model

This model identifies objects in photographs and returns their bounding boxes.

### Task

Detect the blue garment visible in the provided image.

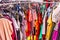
[15,4,21,12]
[47,7,52,17]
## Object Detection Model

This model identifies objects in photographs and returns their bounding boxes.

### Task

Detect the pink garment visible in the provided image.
[52,30,58,40]
[32,9,37,21]
[0,18,13,40]
[32,9,37,27]
[52,23,59,40]
[3,15,17,40]
[21,18,26,40]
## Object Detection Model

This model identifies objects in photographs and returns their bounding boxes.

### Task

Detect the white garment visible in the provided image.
[42,11,47,34]
[12,17,19,31]
[19,11,25,18]
[31,0,43,2]
[12,0,15,1]
[0,0,1,2]
[52,3,60,23]
[20,31,23,40]
[17,20,20,27]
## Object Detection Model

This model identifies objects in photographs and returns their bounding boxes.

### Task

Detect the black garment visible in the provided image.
[50,22,56,40]
[19,15,22,23]
[16,30,20,40]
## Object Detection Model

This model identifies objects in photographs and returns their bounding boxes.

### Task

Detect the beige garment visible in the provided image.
[52,3,60,23]
[0,18,13,40]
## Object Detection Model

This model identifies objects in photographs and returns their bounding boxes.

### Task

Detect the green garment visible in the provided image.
[40,4,45,13]
[39,24,43,40]
[40,4,46,18]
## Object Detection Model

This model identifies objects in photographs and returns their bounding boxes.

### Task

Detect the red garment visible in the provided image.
[45,13,48,33]
[42,35,46,40]
[45,0,53,8]
[28,9,32,22]
[38,12,42,24]
[26,21,32,37]
[11,32,16,40]
[26,9,32,37]
[36,36,39,40]
[45,0,49,8]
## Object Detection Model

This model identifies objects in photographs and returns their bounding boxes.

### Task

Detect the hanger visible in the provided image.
[0,13,3,17]
[28,2,31,9]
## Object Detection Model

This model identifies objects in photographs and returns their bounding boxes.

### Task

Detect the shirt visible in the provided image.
[0,18,13,40]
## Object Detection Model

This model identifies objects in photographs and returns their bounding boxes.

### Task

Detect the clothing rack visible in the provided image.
[0,1,60,6]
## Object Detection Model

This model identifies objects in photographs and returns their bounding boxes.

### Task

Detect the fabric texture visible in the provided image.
[46,13,52,40]
[0,18,13,40]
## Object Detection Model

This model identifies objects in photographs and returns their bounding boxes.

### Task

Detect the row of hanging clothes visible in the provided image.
[0,0,59,3]
[0,1,60,40]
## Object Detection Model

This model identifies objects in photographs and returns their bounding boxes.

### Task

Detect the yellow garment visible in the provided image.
[46,13,53,40]
[27,35,32,40]
[34,35,36,40]
[27,35,36,40]
[0,18,13,40]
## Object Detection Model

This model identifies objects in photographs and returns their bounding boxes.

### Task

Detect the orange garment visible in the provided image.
[37,12,42,36]
[34,19,40,40]
[34,13,42,40]
[35,12,42,40]
[0,18,13,40]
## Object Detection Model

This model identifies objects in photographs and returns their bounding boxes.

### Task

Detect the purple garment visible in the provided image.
[21,18,26,40]
[19,11,26,40]
[52,30,58,40]
[52,22,60,40]
[58,22,60,28]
